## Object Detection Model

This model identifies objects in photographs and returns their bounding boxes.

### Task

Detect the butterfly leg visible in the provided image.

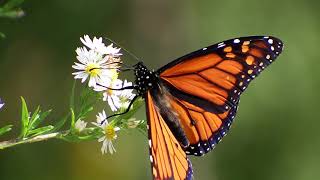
[106,95,139,119]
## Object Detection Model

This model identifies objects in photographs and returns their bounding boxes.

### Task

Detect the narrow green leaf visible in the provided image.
[0,125,13,136]
[51,113,69,132]
[77,105,93,120]
[70,108,75,129]
[28,125,54,137]
[28,106,40,130]
[19,96,29,138]
[30,109,52,130]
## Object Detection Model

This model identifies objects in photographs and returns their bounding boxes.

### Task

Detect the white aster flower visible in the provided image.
[80,35,122,56]
[74,119,87,132]
[80,35,107,54]
[102,43,122,57]
[95,79,135,112]
[92,110,120,154]
[102,79,123,112]
[72,35,123,88]
[72,47,116,87]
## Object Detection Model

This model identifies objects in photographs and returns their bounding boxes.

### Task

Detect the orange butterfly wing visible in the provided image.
[157,36,283,155]
[146,92,193,180]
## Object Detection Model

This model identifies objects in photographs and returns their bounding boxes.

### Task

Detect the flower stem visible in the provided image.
[0,130,69,150]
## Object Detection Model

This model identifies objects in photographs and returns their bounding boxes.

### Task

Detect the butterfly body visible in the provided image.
[132,36,283,180]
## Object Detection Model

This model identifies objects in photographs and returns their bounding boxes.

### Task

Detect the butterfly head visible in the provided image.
[133,62,158,96]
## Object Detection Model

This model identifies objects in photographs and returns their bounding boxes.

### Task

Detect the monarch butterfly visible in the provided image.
[110,36,283,180]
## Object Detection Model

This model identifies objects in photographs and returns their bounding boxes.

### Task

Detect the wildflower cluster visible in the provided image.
[71,35,139,154]
[0,35,145,154]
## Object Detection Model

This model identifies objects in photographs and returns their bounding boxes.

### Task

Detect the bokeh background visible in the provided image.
[1,0,320,179]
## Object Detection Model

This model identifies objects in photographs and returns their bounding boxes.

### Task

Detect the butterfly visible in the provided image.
[112,36,283,180]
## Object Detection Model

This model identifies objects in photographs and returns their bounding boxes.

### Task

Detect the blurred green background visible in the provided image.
[1,0,320,179]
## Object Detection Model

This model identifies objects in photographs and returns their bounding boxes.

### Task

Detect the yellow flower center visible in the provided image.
[85,63,101,77]
[104,125,116,140]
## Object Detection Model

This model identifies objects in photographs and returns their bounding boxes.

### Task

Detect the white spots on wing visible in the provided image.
[268,39,274,44]
[264,36,269,39]
[150,155,153,163]
[266,55,271,59]
[271,46,275,51]
[233,39,240,43]
[202,47,207,50]
[149,139,152,147]
[217,42,225,48]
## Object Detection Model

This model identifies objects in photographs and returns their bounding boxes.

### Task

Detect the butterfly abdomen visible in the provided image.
[150,84,190,148]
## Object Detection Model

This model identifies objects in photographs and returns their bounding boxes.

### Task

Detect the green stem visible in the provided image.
[0,130,69,150]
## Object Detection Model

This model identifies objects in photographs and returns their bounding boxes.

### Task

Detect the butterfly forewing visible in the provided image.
[157,36,283,156]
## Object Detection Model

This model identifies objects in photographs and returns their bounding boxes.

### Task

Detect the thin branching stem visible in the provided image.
[0,130,69,150]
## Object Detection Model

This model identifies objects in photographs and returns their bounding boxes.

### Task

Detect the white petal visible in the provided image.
[88,77,96,87]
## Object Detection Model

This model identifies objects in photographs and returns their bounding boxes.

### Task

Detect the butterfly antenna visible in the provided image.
[104,37,141,63]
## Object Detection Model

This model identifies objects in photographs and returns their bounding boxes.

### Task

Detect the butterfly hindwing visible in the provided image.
[157,36,283,156]
[145,91,193,180]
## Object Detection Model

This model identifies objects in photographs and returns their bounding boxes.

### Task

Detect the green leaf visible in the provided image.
[77,105,93,120]
[27,106,40,130]
[70,108,75,129]
[29,109,52,130]
[19,96,29,138]
[0,125,13,136]
[28,125,54,137]
[51,113,69,132]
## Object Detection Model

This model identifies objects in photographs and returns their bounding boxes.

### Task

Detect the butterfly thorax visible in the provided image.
[133,62,159,96]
